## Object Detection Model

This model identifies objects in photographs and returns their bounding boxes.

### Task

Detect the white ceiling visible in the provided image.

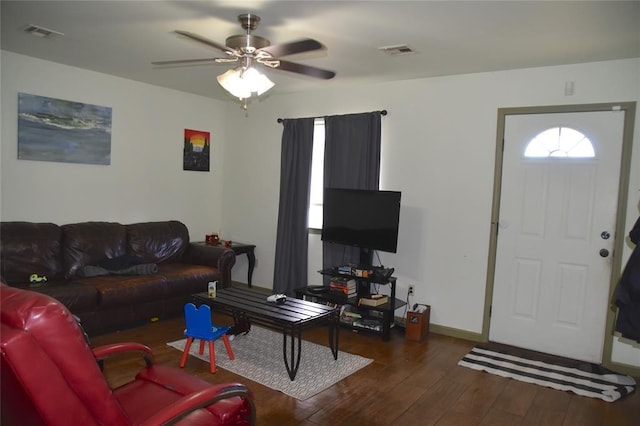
[2,1,639,102]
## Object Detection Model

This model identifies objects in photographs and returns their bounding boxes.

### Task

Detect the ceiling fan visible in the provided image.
[153,13,336,105]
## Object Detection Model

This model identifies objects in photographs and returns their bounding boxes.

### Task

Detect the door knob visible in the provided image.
[599,249,609,258]
[601,231,611,240]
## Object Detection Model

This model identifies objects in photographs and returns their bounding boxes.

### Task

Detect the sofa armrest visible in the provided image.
[93,342,155,367]
[139,383,255,426]
[183,244,236,288]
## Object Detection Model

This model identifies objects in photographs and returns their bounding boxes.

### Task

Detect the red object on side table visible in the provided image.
[206,233,221,244]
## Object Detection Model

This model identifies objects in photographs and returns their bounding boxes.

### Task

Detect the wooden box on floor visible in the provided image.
[406,306,430,341]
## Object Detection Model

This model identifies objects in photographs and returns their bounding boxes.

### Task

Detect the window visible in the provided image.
[308,118,325,230]
[524,126,595,158]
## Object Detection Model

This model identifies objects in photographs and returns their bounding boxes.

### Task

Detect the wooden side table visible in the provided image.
[196,241,256,287]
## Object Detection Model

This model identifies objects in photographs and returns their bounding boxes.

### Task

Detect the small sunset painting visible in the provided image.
[183,128,210,171]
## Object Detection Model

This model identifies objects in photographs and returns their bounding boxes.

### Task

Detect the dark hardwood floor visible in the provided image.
[91,314,639,425]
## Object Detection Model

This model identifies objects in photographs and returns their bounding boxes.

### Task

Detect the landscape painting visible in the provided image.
[18,93,112,165]
[183,128,210,171]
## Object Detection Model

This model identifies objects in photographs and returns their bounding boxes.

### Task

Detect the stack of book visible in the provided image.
[358,294,389,307]
[337,265,353,275]
[329,276,357,296]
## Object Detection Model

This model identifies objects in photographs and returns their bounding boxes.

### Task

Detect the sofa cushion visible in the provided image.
[157,263,222,298]
[73,275,169,308]
[127,221,189,264]
[62,222,127,279]
[0,222,64,284]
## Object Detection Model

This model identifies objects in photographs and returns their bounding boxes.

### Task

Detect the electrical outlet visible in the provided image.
[408,285,414,295]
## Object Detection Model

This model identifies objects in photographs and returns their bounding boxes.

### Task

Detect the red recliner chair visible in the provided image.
[0,285,255,425]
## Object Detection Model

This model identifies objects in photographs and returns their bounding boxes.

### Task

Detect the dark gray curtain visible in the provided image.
[323,112,382,270]
[273,118,315,295]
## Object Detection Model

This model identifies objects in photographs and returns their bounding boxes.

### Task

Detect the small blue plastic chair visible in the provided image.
[179,303,234,373]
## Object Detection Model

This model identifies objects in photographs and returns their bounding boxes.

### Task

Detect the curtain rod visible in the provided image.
[277,110,387,123]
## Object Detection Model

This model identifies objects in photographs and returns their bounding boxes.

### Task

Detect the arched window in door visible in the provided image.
[524,127,595,158]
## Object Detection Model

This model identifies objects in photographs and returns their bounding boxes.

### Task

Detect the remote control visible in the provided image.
[267,294,287,304]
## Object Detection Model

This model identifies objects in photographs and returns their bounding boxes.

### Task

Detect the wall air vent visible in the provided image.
[378,44,416,56]
[24,24,64,38]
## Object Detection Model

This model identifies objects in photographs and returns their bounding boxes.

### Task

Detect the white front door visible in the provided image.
[490,109,625,363]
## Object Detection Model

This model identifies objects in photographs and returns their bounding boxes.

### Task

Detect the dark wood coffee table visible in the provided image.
[192,287,339,380]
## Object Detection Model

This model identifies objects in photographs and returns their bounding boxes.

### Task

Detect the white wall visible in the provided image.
[1,51,228,239]
[2,50,638,368]
[221,58,640,367]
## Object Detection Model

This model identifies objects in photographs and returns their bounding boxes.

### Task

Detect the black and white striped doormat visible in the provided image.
[458,346,636,402]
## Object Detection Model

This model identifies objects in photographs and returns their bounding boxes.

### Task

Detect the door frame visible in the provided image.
[481,102,636,372]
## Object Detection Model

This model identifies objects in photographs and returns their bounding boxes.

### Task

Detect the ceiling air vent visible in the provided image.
[24,24,64,38]
[378,44,416,56]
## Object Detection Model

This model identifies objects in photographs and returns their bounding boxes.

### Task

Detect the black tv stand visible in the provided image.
[295,266,406,341]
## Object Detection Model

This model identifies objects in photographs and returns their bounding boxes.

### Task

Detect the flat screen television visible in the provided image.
[321,188,401,254]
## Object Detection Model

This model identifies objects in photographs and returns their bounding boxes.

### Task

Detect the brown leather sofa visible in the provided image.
[0,220,235,336]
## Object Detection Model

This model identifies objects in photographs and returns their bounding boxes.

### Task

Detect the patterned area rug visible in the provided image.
[167,326,373,400]
[458,346,636,402]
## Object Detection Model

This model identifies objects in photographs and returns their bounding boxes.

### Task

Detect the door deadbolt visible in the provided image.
[599,249,610,258]
[601,231,611,240]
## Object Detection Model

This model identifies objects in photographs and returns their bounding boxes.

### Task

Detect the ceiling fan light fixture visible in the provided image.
[216,66,274,100]
[160,13,334,108]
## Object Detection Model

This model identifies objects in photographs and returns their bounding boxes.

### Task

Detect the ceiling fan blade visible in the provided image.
[276,60,336,79]
[259,38,324,58]
[152,58,218,66]
[174,30,234,55]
